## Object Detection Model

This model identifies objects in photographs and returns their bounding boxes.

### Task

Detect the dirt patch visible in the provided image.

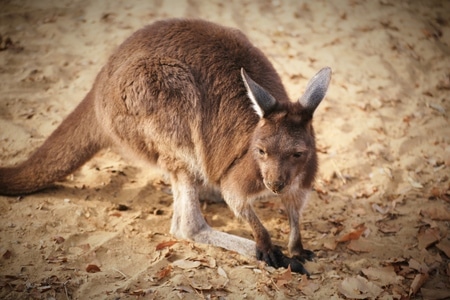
[0,0,449,299]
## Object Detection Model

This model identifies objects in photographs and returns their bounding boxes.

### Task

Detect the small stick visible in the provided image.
[63,280,70,300]
[113,268,128,279]
[331,159,347,184]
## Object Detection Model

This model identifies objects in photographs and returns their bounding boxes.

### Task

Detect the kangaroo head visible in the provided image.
[241,67,331,194]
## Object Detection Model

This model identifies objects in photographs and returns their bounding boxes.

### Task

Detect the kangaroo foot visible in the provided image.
[256,245,310,275]
[293,249,315,263]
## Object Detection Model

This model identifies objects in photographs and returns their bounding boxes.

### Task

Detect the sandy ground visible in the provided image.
[0,0,450,299]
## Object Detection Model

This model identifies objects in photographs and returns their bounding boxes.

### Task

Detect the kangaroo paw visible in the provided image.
[256,245,309,275]
[294,249,315,263]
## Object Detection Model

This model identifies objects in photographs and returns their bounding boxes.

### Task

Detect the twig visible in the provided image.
[331,158,347,184]
[63,280,70,300]
[113,268,128,279]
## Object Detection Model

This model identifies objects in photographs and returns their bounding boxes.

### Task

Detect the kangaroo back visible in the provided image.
[0,91,109,195]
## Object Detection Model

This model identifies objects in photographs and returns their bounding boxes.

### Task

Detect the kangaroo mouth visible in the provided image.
[264,181,286,195]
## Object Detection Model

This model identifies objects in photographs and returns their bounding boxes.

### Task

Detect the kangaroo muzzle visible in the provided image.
[265,180,286,194]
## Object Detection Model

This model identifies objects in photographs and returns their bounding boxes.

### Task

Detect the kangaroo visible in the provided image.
[0,19,331,274]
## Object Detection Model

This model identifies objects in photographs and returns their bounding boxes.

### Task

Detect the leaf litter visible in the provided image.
[1,1,450,299]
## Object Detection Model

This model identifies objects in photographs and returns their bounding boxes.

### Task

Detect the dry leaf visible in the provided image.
[421,288,450,300]
[339,275,383,299]
[376,220,402,234]
[337,224,367,242]
[323,237,338,250]
[436,239,450,258]
[156,240,178,251]
[347,239,372,253]
[417,227,440,250]
[189,279,212,291]
[78,243,91,252]
[408,176,423,189]
[372,203,390,214]
[156,265,172,280]
[86,264,101,273]
[197,256,216,268]
[298,274,320,296]
[172,259,201,269]
[361,266,404,286]
[217,266,228,279]
[409,273,429,296]
[275,265,292,288]
[421,207,450,221]
[429,187,449,200]
[408,259,429,273]
[53,236,65,244]
[129,288,154,296]
[2,249,12,259]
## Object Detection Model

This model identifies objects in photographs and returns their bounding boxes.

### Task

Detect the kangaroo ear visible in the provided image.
[241,68,277,118]
[299,67,332,115]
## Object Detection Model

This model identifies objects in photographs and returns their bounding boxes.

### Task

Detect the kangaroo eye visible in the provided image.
[258,148,266,155]
[293,152,303,158]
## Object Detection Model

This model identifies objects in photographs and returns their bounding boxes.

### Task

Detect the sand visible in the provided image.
[0,0,449,299]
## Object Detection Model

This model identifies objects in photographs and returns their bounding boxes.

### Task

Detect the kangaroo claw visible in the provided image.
[294,249,315,263]
[256,245,310,275]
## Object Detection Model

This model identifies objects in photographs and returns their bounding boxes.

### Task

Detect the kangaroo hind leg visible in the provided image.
[169,171,255,257]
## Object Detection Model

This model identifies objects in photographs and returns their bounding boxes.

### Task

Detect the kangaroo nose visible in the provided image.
[267,181,285,194]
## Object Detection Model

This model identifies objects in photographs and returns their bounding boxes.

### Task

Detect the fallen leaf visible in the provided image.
[421,288,450,300]
[276,265,292,288]
[421,207,450,221]
[361,266,404,286]
[376,220,402,234]
[429,187,450,201]
[339,275,383,299]
[2,249,12,259]
[408,259,429,273]
[86,264,101,273]
[337,224,367,242]
[189,279,212,291]
[428,102,446,114]
[347,239,372,253]
[156,240,178,251]
[298,274,320,296]
[129,289,153,296]
[372,203,390,214]
[78,243,91,252]
[409,273,429,296]
[197,256,216,268]
[156,265,172,280]
[217,266,228,279]
[53,236,65,244]
[323,237,338,250]
[172,259,201,269]
[408,176,423,189]
[436,239,450,258]
[417,227,440,250]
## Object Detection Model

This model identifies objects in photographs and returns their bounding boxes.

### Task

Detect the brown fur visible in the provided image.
[0,19,331,274]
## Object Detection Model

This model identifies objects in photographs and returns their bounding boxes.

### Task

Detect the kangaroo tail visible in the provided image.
[0,90,109,196]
